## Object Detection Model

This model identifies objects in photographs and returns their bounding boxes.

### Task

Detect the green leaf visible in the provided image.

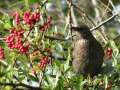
[104,75,108,89]
[4,22,11,29]
[29,0,39,3]
[3,86,12,90]
[28,74,38,81]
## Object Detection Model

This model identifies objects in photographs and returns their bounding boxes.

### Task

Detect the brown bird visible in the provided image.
[72,25,104,76]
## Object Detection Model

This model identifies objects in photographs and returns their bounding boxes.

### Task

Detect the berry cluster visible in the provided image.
[5,27,29,53]
[13,11,41,28]
[106,48,113,59]
[23,11,41,28]
[39,16,52,32]
[0,47,4,59]
[38,56,50,70]
[5,9,52,56]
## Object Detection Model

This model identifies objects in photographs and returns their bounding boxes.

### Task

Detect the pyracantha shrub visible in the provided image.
[2,8,52,86]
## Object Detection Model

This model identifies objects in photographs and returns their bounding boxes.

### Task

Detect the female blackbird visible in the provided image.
[72,25,104,76]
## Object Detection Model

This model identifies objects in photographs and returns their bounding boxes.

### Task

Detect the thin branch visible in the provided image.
[109,0,115,9]
[0,82,41,90]
[0,35,68,41]
[113,34,120,41]
[66,0,73,40]
[37,47,67,61]
[44,35,68,41]
[0,8,9,15]
[92,0,108,43]
[101,0,110,19]
[97,0,112,12]
[41,0,48,8]
[72,3,96,26]
[90,13,118,31]
[9,1,24,8]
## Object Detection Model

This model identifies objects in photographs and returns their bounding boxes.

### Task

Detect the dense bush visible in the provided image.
[0,0,120,90]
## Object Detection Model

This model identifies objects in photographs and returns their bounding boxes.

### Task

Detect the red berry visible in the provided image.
[106,48,113,59]
[31,12,40,23]
[5,27,29,54]
[39,56,49,70]
[39,16,52,32]
[23,11,31,25]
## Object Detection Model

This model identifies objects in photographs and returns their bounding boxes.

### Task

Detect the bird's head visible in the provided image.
[72,25,93,39]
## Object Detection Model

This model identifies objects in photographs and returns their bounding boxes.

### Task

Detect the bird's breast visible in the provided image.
[73,39,89,60]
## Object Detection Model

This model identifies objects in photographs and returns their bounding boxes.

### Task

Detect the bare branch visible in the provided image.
[90,13,118,31]
[66,0,73,40]
[72,3,96,26]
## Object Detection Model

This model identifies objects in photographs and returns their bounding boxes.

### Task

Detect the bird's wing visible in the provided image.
[89,39,104,60]
[88,39,104,72]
